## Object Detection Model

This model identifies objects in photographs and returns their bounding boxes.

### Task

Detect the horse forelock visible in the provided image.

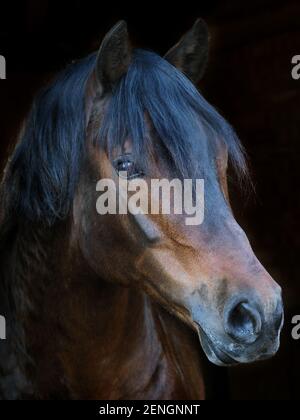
[1,49,249,228]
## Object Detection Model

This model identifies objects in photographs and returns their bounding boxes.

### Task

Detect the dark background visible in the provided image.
[0,0,299,400]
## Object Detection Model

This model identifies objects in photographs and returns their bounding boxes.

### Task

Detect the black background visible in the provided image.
[0,0,299,400]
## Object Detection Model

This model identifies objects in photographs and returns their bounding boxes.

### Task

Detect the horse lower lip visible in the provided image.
[211,344,238,365]
[196,323,238,366]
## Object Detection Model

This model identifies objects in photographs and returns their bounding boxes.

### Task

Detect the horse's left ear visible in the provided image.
[96,20,132,93]
[164,18,209,84]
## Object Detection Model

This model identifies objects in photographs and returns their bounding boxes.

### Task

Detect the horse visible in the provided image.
[0,19,284,400]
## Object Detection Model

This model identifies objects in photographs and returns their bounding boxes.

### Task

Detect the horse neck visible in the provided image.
[8,220,205,399]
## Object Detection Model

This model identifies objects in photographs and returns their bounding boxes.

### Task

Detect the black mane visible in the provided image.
[2,54,96,225]
[1,49,247,226]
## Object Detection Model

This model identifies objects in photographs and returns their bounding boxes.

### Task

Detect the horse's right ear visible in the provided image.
[96,20,132,94]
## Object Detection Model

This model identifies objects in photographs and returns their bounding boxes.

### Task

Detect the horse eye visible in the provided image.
[113,155,143,179]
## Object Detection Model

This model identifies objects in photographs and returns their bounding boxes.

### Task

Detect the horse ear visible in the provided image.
[96,20,132,93]
[164,18,209,84]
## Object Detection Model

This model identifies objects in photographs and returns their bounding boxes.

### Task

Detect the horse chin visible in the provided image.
[196,325,239,367]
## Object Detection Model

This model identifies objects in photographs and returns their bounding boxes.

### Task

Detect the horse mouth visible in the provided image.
[196,324,239,367]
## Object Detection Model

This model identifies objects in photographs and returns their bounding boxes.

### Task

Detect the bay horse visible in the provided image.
[0,19,283,400]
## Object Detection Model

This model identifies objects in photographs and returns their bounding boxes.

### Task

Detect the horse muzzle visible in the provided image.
[193,293,284,367]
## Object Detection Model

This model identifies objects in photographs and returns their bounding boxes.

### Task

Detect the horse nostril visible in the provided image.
[224,301,262,344]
